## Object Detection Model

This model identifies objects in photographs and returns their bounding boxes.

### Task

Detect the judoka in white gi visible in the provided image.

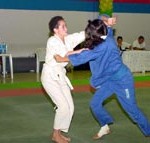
[41,16,85,143]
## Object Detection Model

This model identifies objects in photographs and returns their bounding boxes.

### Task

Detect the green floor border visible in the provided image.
[133,75,150,81]
[0,75,150,90]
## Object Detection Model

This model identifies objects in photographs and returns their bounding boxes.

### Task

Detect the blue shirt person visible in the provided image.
[55,18,150,139]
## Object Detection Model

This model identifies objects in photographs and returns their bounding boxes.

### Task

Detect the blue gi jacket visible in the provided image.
[68,29,129,88]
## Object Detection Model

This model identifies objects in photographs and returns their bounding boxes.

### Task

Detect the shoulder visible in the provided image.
[47,36,60,47]
[47,36,57,43]
[46,37,61,53]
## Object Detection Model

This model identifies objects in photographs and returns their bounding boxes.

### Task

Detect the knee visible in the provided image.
[58,104,74,116]
[57,104,69,114]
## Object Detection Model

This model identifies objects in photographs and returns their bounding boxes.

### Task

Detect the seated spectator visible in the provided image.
[117,36,131,56]
[132,36,146,50]
[117,36,132,51]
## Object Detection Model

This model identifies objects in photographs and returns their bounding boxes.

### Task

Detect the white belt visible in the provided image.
[65,76,74,90]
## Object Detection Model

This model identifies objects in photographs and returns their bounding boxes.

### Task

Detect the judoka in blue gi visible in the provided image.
[55,17,150,139]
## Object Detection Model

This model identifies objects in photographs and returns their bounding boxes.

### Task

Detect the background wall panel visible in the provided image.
[0,0,150,57]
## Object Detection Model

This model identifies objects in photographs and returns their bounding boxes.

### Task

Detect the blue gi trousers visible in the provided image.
[90,71,150,136]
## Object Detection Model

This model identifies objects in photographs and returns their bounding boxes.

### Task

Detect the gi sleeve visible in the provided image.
[68,45,105,66]
[66,31,85,50]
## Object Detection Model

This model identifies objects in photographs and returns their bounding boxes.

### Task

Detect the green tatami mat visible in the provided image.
[0,75,150,90]
[0,88,150,143]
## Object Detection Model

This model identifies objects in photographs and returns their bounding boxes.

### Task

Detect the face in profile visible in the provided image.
[54,20,68,38]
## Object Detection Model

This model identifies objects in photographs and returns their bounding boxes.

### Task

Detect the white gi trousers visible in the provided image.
[41,65,74,132]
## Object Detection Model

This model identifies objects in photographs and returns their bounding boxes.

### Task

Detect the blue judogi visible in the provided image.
[68,32,150,136]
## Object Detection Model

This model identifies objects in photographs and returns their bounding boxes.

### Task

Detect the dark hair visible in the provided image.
[84,19,108,49]
[48,16,64,36]
[117,36,123,40]
[138,35,144,40]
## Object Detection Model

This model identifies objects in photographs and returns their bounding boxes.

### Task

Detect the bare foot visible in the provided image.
[52,136,68,143]
[58,130,71,142]
[51,129,69,143]
[60,134,71,142]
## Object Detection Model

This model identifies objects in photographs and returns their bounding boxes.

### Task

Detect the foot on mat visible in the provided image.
[93,124,111,140]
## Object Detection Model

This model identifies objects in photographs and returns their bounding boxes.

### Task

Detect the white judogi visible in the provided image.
[132,39,146,49]
[41,31,85,132]
[120,41,131,50]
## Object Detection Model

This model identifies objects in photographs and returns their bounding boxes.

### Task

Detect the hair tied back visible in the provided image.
[88,20,92,24]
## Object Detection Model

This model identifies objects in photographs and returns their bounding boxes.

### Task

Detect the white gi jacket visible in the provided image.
[41,31,85,90]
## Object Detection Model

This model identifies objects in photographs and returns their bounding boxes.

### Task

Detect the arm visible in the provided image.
[54,48,88,62]
[126,45,132,50]
[54,55,69,62]
[133,47,145,50]
[66,48,89,56]
[123,42,132,50]
[66,31,85,50]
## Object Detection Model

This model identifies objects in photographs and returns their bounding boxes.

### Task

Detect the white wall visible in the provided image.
[0,9,98,57]
[0,9,150,57]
